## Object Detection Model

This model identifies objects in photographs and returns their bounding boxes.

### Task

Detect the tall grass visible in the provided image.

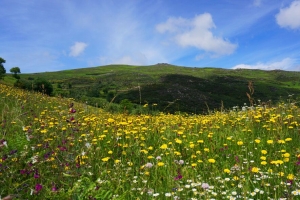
[0,83,299,199]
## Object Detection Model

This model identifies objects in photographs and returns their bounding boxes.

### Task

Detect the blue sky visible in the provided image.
[1,0,300,73]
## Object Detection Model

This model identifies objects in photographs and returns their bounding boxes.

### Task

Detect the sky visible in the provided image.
[1,0,300,73]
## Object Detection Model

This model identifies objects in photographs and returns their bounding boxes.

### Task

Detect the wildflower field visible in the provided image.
[0,83,299,199]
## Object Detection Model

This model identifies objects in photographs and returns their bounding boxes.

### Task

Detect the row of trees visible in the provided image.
[0,57,53,95]
[0,57,21,79]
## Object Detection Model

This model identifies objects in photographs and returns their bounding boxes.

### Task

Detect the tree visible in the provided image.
[10,67,21,79]
[0,57,6,79]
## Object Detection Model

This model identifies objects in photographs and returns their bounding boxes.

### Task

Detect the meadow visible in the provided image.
[0,83,299,199]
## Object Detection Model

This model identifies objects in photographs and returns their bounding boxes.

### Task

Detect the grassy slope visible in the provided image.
[4,64,300,113]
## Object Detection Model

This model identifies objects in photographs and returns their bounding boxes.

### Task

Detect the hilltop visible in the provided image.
[2,64,300,113]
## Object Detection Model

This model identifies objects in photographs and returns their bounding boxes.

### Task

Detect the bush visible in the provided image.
[33,78,53,96]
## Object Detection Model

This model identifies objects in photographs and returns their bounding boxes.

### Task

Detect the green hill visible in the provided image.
[2,64,300,113]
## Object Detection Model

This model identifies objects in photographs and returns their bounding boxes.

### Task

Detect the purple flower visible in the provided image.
[58,146,67,151]
[235,156,240,163]
[174,174,182,180]
[34,172,40,179]
[174,169,183,180]
[69,108,76,113]
[9,149,17,155]
[2,154,8,161]
[51,184,58,192]
[35,184,43,193]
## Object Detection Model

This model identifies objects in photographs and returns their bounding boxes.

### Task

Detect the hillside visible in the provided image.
[3,64,300,113]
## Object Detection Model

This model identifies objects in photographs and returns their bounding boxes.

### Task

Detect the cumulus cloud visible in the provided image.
[232,58,298,71]
[156,13,237,56]
[69,42,88,57]
[276,0,300,29]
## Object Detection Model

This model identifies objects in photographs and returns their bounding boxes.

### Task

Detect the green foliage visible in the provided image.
[66,177,113,199]
[14,79,33,90]
[10,67,21,79]
[119,99,134,112]
[33,78,53,95]
[0,57,6,79]
[13,78,53,96]
[4,64,300,113]
[10,67,21,74]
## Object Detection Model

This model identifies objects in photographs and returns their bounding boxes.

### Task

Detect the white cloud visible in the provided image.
[232,58,297,71]
[98,52,148,66]
[113,56,139,65]
[276,0,300,29]
[156,13,237,56]
[253,0,262,7]
[69,42,88,57]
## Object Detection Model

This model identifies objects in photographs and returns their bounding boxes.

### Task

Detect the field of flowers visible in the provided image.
[0,83,299,199]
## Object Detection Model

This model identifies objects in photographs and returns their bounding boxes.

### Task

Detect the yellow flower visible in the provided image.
[204,148,209,152]
[40,129,47,133]
[287,174,294,180]
[191,163,197,167]
[157,162,164,166]
[255,139,261,144]
[251,167,259,173]
[261,150,267,155]
[267,140,273,144]
[282,153,290,158]
[148,146,153,150]
[237,141,243,145]
[278,172,284,177]
[271,160,284,165]
[197,140,204,143]
[114,159,121,164]
[261,161,267,165]
[144,171,150,176]
[177,131,184,135]
[285,138,292,142]
[107,118,115,123]
[260,156,266,160]
[102,157,110,162]
[277,140,285,144]
[175,139,182,144]
[224,168,230,174]
[208,158,216,163]
[160,144,168,150]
